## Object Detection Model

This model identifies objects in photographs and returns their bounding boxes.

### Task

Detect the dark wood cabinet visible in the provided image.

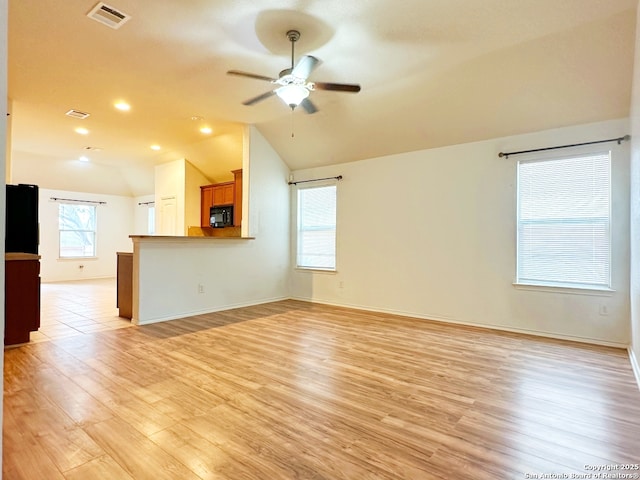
[117,252,133,319]
[5,253,40,346]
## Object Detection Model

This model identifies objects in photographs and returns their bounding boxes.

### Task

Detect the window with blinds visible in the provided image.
[59,203,97,258]
[516,152,611,290]
[296,184,337,270]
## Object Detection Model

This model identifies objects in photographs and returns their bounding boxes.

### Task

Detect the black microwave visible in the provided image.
[210,205,233,228]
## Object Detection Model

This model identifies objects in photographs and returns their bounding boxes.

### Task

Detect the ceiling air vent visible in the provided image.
[65,109,90,119]
[86,2,131,29]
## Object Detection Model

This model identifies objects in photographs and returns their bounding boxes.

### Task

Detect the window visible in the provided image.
[516,152,611,290]
[296,184,337,270]
[59,203,97,258]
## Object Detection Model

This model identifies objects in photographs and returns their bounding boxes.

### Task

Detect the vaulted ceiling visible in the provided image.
[8,0,637,196]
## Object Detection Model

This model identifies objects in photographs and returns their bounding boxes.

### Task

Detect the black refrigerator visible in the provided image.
[5,183,39,254]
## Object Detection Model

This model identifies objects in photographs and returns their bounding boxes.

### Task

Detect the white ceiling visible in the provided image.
[8,0,637,197]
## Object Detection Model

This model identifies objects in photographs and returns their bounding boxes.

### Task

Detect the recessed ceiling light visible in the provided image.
[114,101,131,111]
[200,126,212,135]
[79,156,90,162]
[75,127,90,135]
[150,144,161,151]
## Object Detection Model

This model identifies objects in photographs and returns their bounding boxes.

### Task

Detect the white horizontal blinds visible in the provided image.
[297,185,337,270]
[59,203,97,258]
[517,152,611,289]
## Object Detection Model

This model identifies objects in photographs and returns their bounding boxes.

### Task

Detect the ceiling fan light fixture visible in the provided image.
[275,85,309,108]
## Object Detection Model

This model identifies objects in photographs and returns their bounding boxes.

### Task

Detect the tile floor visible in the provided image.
[33,277,133,343]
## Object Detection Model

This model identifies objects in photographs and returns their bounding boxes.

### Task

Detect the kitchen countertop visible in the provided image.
[129,235,254,240]
[5,253,41,261]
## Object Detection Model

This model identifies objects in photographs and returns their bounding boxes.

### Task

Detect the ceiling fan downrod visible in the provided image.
[286,30,301,70]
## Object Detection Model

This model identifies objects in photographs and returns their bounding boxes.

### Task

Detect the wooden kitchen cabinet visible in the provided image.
[116,252,133,319]
[213,182,235,206]
[200,170,243,228]
[200,185,214,227]
[5,253,41,346]
[232,169,243,227]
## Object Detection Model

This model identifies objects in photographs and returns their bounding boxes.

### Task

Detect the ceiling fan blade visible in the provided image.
[313,82,361,93]
[242,90,276,106]
[227,70,276,82]
[291,55,320,79]
[300,98,318,114]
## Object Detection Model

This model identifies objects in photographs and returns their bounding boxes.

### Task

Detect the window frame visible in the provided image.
[294,181,338,272]
[514,150,613,292]
[58,202,98,259]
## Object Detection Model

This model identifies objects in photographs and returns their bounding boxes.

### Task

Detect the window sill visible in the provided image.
[295,267,337,274]
[58,256,98,261]
[513,282,615,296]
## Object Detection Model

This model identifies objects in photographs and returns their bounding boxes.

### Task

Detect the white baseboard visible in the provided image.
[42,275,115,283]
[289,295,628,349]
[133,295,289,325]
[629,347,640,392]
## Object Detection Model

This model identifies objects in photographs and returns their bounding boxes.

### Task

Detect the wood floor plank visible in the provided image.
[3,434,66,480]
[149,424,237,480]
[84,416,200,480]
[35,426,105,473]
[4,299,640,479]
[63,455,136,480]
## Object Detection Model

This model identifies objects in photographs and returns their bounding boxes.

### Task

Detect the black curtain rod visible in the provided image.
[50,197,106,205]
[288,175,343,185]
[498,135,630,159]
[138,201,155,206]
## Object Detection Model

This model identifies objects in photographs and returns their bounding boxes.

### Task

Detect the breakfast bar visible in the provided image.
[126,234,259,326]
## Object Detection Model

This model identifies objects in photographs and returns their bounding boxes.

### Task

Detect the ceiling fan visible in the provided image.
[227,30,361,114]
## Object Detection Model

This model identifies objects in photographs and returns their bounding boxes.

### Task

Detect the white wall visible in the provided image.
[1,0,8,469]
[185,160,209,230]
[134,126,291,324]
[5,97,11,181]
[39,188,134,282]
[133,194,155,235]
[629,0,640,385]
[154,158,209,235]
[291,119,631,346]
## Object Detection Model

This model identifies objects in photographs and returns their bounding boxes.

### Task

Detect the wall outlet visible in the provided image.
[599,304,609,316]
[339,281,344,289]
[198,283,204,294]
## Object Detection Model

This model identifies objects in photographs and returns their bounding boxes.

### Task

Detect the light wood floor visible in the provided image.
[4,300,640,479]
[33,278,132,343]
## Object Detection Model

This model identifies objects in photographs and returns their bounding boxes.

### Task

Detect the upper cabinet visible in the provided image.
[200,186,214,227]
[200,169,243,228]
[212,182,235,206]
